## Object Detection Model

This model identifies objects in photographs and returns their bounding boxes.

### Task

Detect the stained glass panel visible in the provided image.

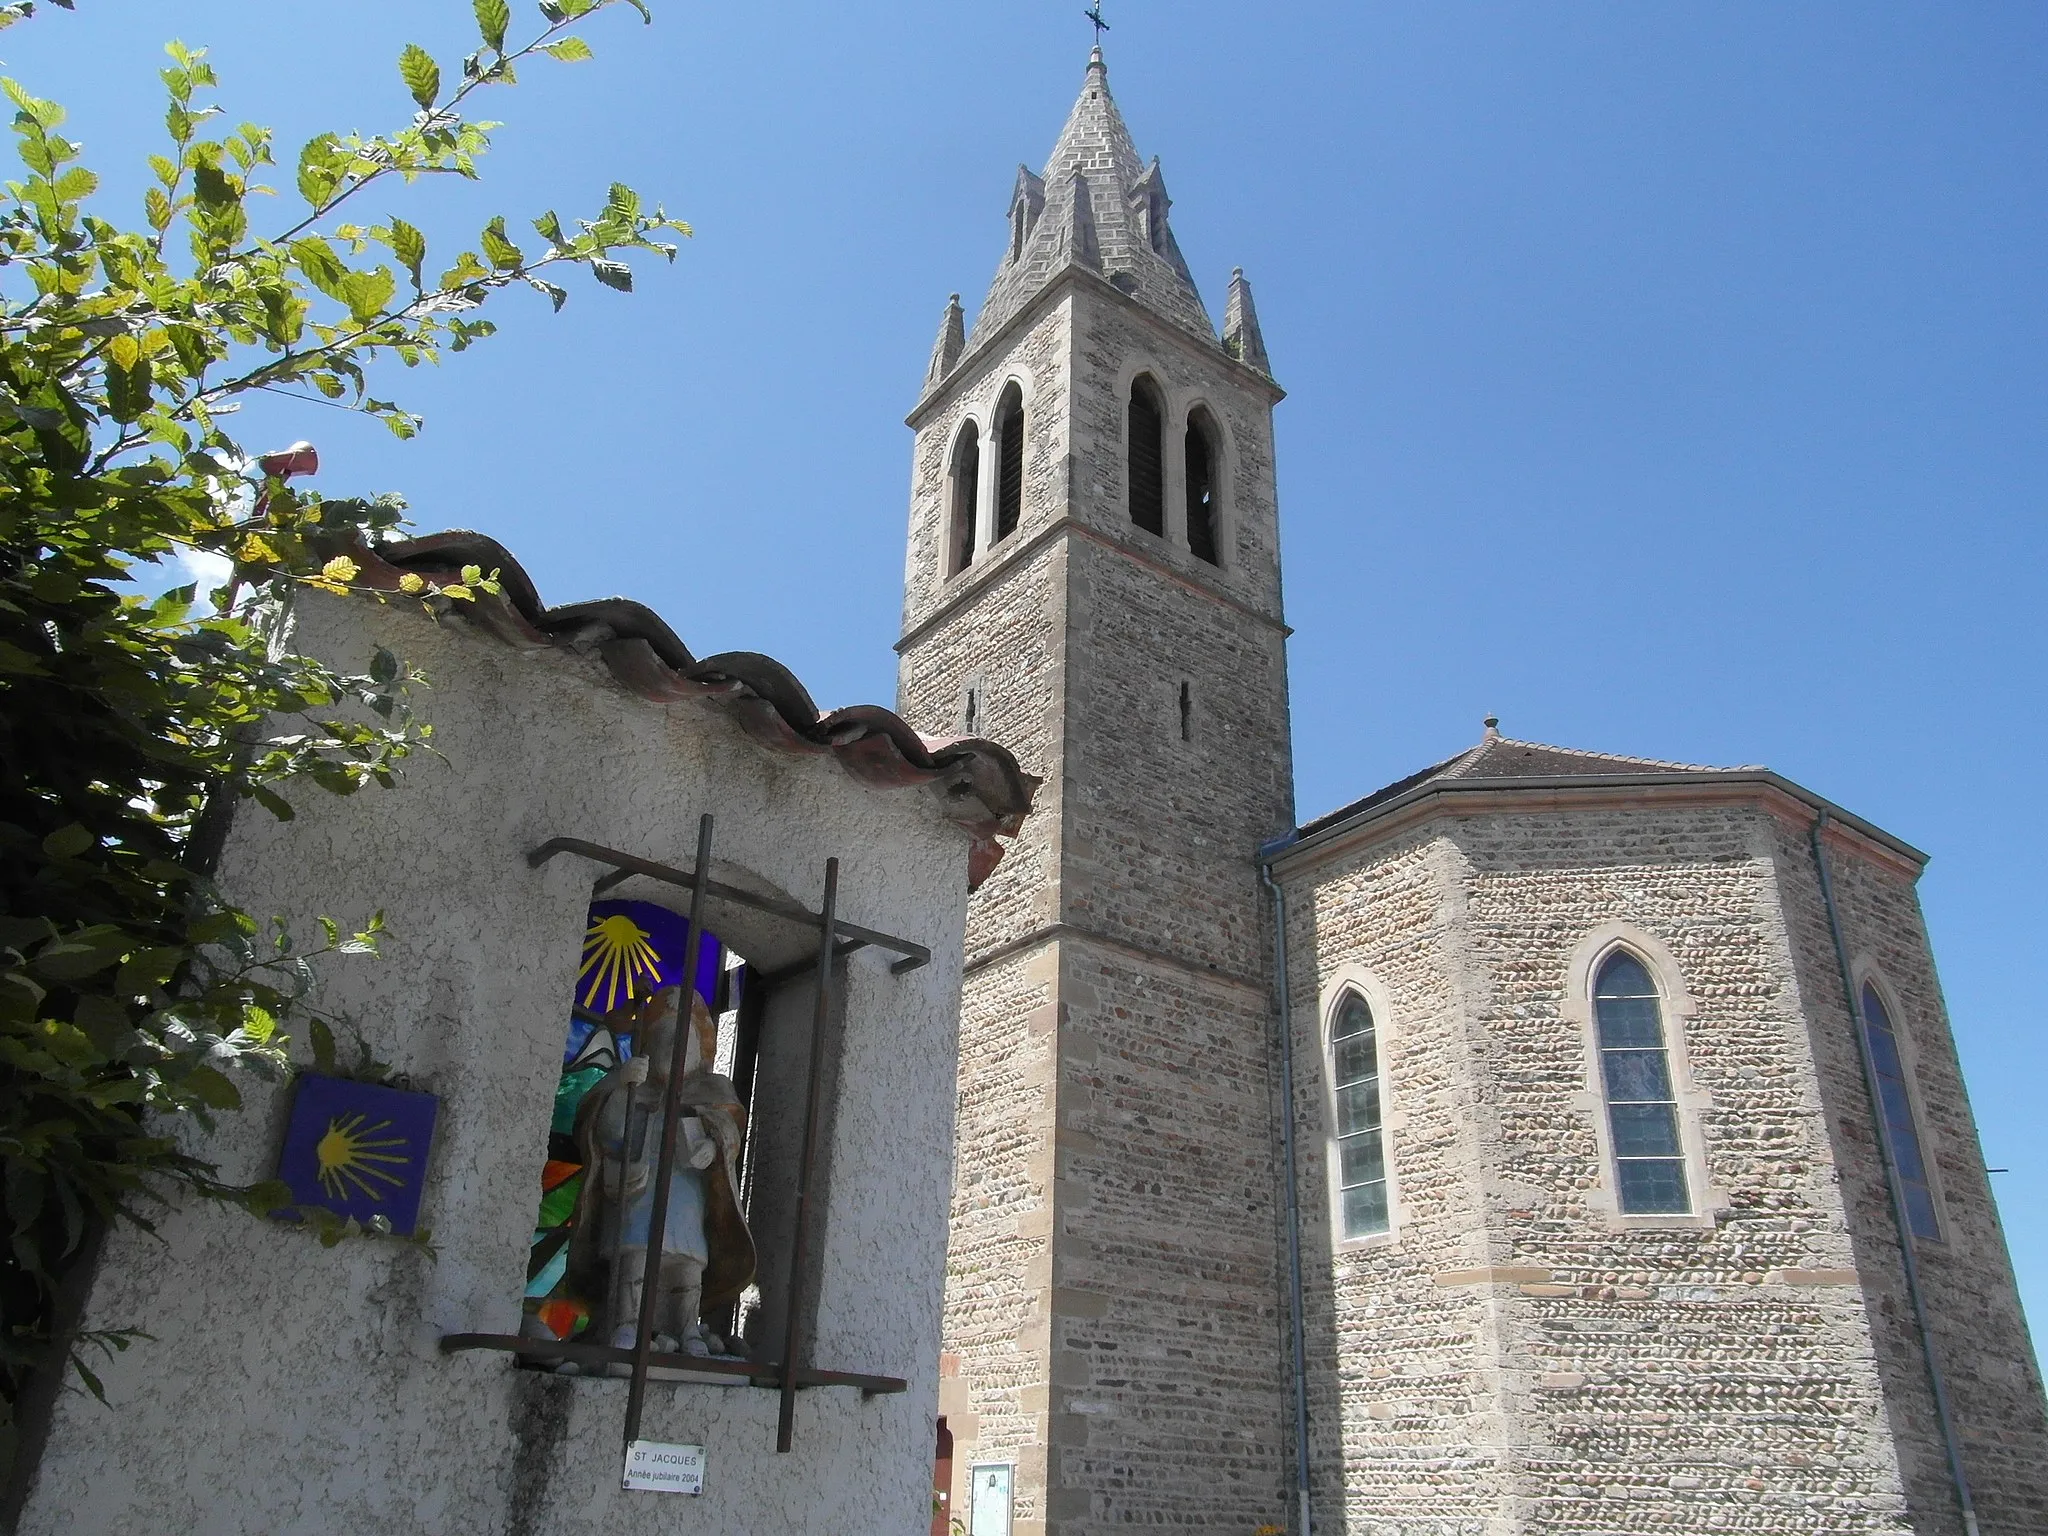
[1329,991,1391,1238]
[1594,952,1691,1216]
[1862,984,1940,1241]
[520,900,723,1345]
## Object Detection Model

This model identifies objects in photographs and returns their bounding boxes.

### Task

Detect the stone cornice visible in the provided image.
[896,513,1289,656]
[962,918,1266,995]
[905,262,1285,433]
[1269,772,1927,882]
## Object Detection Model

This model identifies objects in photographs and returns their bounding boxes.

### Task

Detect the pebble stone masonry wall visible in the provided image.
[1275,791,2048,1535]
[899,266,1298,1534]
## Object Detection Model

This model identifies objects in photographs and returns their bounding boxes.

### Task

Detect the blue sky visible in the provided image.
[14,4,2045,1331]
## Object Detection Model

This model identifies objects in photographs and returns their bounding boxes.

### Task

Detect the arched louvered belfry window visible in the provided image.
[1127,375,1165,537]
[1861,983,1941,1240]
[947,421,980,575]
[1594,951,1690,1215]
[1328,990,1390,1238]
[1184,407,1220,565]
[993,383,1024,542]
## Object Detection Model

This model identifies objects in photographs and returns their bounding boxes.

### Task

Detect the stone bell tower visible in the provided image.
[896,47,1296,1536]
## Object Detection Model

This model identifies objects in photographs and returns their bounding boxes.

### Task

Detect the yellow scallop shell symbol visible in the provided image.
[314,1112,410,1203]
[579,911,663,1013]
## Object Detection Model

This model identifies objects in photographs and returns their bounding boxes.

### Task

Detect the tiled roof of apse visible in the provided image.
[1298,720,1765,840]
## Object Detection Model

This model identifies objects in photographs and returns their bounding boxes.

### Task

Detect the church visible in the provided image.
[14,38,2046,1536]
[902,46,2048,1536]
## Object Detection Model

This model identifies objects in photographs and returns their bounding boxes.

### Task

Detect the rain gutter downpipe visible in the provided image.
[1808,811,1979,1536]
[1258,835,1314,1536]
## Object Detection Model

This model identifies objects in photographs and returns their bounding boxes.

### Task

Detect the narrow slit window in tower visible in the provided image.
[1177,681,1191,743]
[1185,408,1219,565]
[962,685,980,737]
[1329,991,1390,1237]
[994,384,1024,541]
[1128,376,1165,536]
[948,422,980,575]
[1861,983,1941,1239]
[1595,951,1690,1215]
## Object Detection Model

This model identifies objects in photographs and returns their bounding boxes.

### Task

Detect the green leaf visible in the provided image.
[0,639,51,675]
[0,971,47,1026]
[7,1162,48,1236]
[540,37,593,62]
[184,1065,241,1111]
[589,258,631,292]
[3,77,63,131]
[388,218,426,290]
[73,994,133,1053]
[113,947,181,999]
[242,1180,295,1218]
[0,917,56,952]
[398,43,441,109]
[338,267,397,324]
[473,0,510,50]
[439,249,491,288]
[40,823,94,859]
[309,1017,337,1074]
[479,216,523,271]
[190,160,236,211]
[32,927,130,981]
[71,1357,107,1406]
[290,236,349,301]
[51,165,96,203]
[107,354,154,423]
[296,132,342,208]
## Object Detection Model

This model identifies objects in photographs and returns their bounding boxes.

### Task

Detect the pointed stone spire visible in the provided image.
[968,47,1215,350]
[1222,268,1270,374]
[925,293,965,389]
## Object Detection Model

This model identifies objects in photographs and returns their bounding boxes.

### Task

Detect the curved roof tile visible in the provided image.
[347,531,1039,889]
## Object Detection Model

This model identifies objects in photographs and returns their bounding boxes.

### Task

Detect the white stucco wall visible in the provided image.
[20,592,975,1535]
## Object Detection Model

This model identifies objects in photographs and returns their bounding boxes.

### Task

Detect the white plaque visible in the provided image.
[969,1462,1013,1536]
[622,1439,705,1495]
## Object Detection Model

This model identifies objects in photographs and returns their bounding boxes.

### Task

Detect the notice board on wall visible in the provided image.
[969,1463,1013,1536]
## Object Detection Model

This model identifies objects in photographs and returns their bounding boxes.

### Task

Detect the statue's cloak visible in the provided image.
[566,1059,757,1317]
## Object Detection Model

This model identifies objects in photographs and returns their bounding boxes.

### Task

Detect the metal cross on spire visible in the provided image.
[1084,2,1110,45]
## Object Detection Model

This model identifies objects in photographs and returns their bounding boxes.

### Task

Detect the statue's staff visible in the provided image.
[621,814,715,1450]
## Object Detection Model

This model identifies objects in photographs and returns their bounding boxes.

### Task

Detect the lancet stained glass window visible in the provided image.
[1594,951,1690,1215]
[1861,983,1940,1240]
[1329,991,1390,1237]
